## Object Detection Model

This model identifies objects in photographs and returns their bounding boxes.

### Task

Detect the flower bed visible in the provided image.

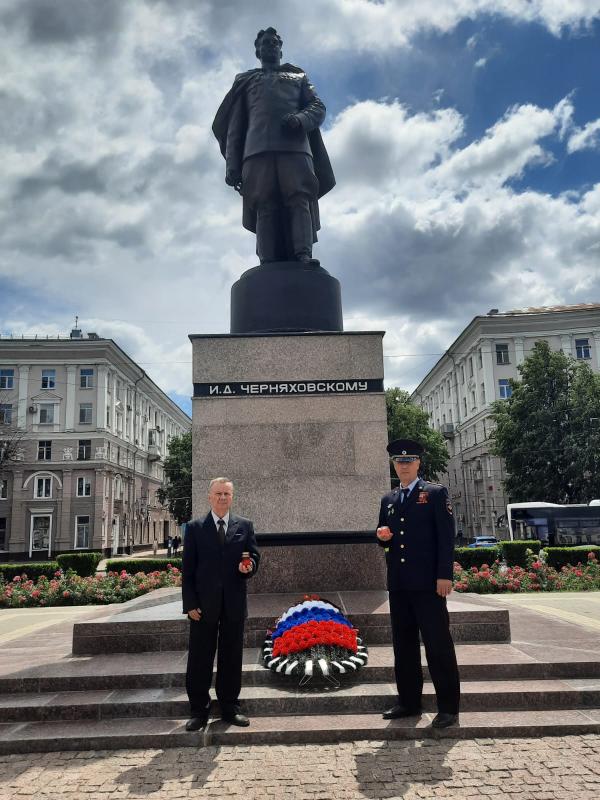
[0,565,181,608]
[453,551,599,593]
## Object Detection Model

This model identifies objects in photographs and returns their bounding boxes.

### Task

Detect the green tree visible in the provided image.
[491,341,600,503]
[385,388,449,481]
[157,432,192,525]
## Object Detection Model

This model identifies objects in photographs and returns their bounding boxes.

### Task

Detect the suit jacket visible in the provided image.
[376,479,455,591]
[182,512,260,623]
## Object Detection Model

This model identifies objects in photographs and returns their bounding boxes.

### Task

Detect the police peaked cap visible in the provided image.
[386,438,425,458]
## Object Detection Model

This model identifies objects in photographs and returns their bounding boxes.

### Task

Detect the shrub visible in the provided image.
[0,565,182,608]
[0,562,60,582]
[501,540,542,567]
[104,557,182,574]
[454,546,500,569]
[544,546,600,570]
[56,552,103,577]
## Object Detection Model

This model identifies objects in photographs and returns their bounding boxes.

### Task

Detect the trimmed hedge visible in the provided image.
[544,546,600,570]
[455,546,500,569]
[56,551,103,577]
[0,562,60,582]
[104,557,182,574]
[501,540,542,568]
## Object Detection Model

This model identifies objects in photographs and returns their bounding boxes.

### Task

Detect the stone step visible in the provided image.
[0,679,599,724]
[3,645,600,695]
[71,605,511,654]
[1,708,599,754]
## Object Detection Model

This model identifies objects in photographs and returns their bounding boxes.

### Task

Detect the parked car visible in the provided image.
[468,536,499,548]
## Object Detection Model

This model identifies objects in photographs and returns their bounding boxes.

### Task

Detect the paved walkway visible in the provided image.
[0,737,599,799]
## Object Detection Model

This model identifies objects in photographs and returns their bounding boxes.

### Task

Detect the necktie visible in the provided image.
[217,518,226,547]
[401,488,410,504]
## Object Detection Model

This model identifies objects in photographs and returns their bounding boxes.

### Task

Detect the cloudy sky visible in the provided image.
[2,0,600,414]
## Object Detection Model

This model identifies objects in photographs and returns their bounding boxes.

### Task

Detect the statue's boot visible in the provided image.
[256,204,281,264]
[287,195,315,263]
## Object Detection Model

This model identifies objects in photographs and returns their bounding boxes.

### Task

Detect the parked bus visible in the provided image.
[507,502,600,546]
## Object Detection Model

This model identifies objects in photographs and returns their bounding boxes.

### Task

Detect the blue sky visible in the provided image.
[1,1,599,414]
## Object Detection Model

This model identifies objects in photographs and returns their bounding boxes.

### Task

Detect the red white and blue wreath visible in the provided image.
[263,595,368,684]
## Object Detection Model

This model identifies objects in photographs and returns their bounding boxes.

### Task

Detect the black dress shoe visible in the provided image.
[221,711,250,727]
[185,716,208,731]
[382,705,423,719]
[431,712,459,729]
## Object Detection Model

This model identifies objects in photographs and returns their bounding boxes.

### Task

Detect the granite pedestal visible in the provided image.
[189,331,389,591]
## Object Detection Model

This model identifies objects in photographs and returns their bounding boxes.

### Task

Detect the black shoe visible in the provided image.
[382,705,423,720]
[185,716,208,731]
[431,712,459,729]
[221,711,250,727]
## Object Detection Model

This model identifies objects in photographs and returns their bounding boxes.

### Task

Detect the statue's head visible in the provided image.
[255,27,283,62]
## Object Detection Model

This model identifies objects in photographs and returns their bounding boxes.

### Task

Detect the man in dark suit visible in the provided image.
[376,439,460,729]
[182,477,260,730]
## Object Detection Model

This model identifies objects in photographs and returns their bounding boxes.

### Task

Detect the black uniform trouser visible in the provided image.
[389,590,460,715]
[185,601,245,716]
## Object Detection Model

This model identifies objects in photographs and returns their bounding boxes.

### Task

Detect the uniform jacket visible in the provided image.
[376,479,455,591]
[182,512,260,623]
[212,64,336,234]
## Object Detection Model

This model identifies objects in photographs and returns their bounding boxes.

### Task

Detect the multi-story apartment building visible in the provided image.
[0,330,191,560]
[411,304,600,540]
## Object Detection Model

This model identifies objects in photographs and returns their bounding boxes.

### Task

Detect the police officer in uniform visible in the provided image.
[376,439,460,728]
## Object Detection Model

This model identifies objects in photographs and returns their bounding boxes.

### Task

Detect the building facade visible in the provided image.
[0,331,191,560]
[411,305,600,540]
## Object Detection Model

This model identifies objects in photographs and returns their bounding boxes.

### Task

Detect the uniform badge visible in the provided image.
[416,491,429,504]
[446,500,453,516]
[387,503,395,517]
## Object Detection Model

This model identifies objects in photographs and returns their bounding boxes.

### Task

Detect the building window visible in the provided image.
[460,366,465,385]
[575,338,591,360]
[80,368,94,389]
[38,440,52,460]
[78,439,91,461]
[35,477,52,498]
[496,343,510,365]
[0,479,7,499]
[471,390,476,410]
[499,379,512,399]
[462,397,467,417]
[106,406,111,427]
[79,403,93,424]
[0,518,6,550]
[0,369,14,389]
[468,357,474,378]
[41,369,56,389]
[75,515,90,549]
[478,348,483,369]
[77,477,92,497]
[480,382,486,404]
[0,404,12,425]
[31,515,50,551]
[39,404,54,424]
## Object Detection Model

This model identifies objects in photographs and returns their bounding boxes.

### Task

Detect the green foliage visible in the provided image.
[544,546,600,570]
[491,341,600,503]
[454,546,500,569]
[385,388,449,482]
[56,552,103,577]
[157,432,192,524]
[501,540,542,567]
[0,562,59,582]
[104,557,182,574]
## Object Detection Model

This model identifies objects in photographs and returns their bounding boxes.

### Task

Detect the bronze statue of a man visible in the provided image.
[212,28,335,265]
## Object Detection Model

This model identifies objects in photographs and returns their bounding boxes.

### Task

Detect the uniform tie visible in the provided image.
[217,518,226,547]
[401,488,410,504]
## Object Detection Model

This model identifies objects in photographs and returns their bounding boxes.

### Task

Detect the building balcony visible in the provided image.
[148,444,161,461]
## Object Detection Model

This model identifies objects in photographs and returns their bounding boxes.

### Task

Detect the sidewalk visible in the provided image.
[96,547,181,573]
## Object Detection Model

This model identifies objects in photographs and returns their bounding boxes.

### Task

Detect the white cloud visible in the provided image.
[567,117,600,153]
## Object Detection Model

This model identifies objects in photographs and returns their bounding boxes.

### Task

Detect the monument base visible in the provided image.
[231,261,343,334]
